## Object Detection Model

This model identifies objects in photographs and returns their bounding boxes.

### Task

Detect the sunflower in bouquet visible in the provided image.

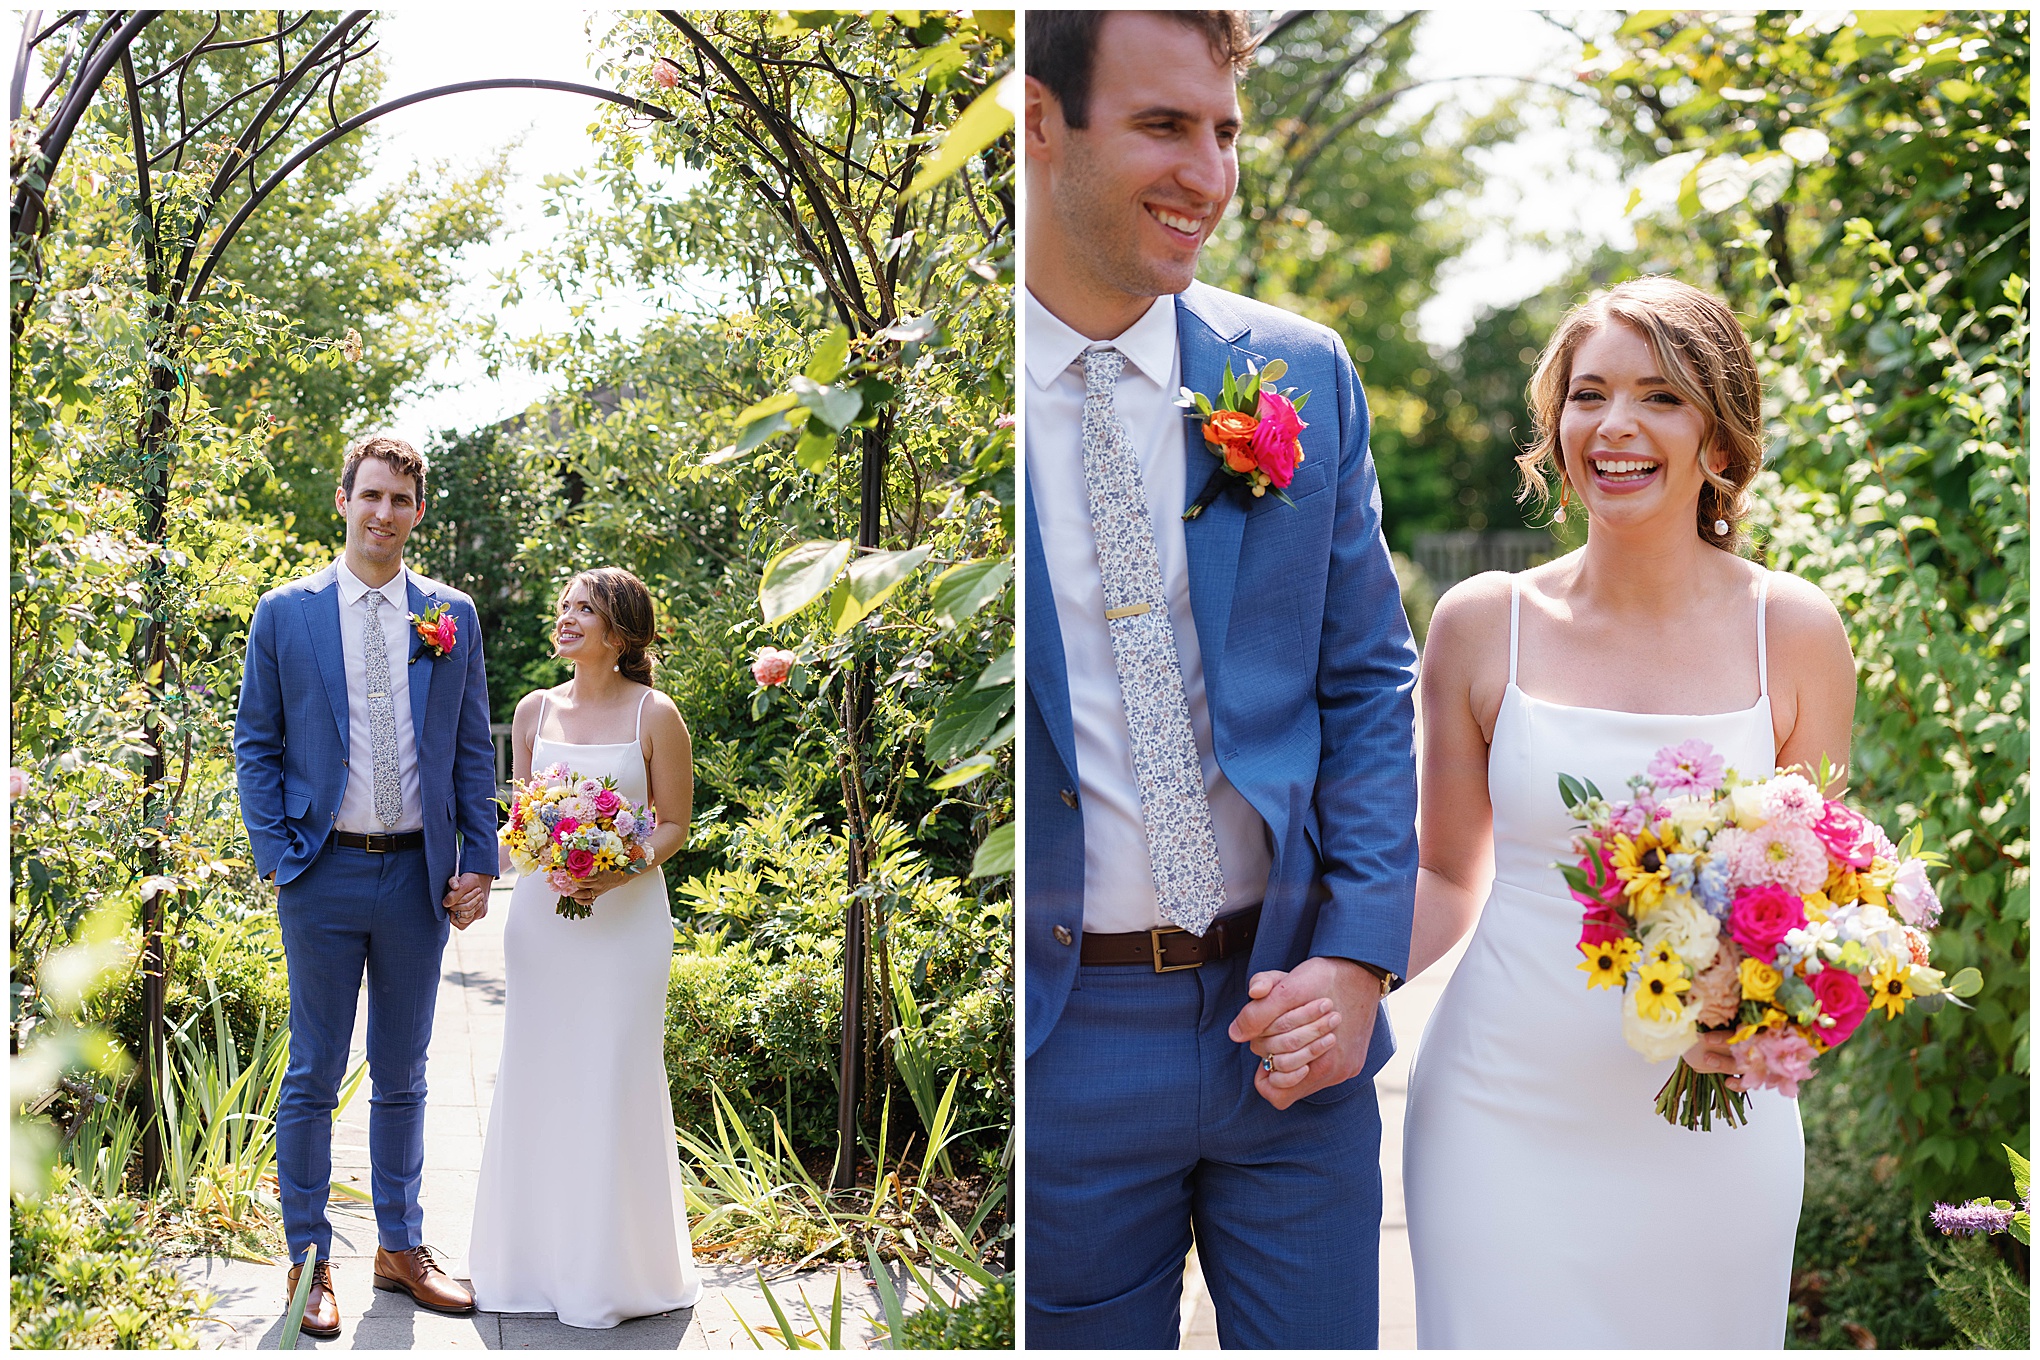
[501,762,657,919]
[1559,742,1981,1129]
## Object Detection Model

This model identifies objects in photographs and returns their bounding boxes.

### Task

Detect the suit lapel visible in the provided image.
[300,567,350,749]
[1023,476,1080,785]
[404,573,435,751]
[1174,291,1262,700]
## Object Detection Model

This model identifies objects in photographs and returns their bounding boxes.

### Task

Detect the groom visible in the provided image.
[1023,11,1419,1348]
[235,435,497,1337]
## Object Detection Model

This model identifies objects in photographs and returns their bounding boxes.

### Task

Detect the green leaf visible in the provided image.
[793,425,837,472]
[929,754,997,790]
[969,822,1014,877]
[759,539,854,625]
[826,545,932,634]
[789,375,864,431]
[972,647,1014,691]
[734,408,797,455]
[925,680,1014,766]
[735,390,801,428]
[2005,1144,2030,1202]
[905,73,1016,199]
[279,1242,318,1350]
[1259,358,1288,383]
[804,325,850,384]
[1946,966,1984,999]
[928,557,1012,628]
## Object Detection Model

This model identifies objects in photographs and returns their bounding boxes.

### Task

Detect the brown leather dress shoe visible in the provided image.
[372,1245,475,1315]
[285,1259,342,1339]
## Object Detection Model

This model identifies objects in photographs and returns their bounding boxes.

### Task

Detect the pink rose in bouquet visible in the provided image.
[1730,1029,1820,1098]
[1725,883,1806,960]
[552,815,580,842]
[1810,968,1873,1046]
[1810,801,1876,868]
[564,847,597,877]
[592,787,622,818]
[1889,859,1942,927]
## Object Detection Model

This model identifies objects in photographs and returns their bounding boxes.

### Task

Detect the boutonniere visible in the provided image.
[1175,358,1311,519]
[410,602,457,662]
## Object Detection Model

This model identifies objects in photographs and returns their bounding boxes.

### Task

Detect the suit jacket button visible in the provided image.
[1053,925,1073,946]
[1059,788,1078,809]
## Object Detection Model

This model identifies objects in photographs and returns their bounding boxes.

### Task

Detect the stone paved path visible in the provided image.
[178,878,891,1350]
[1178,933,1472,1350]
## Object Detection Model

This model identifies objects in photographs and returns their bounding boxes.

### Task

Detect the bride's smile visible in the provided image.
[1559,321,1720,528]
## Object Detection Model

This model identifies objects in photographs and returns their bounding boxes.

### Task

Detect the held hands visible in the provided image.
[1228,956,1381,1111]
[443,872,494,930]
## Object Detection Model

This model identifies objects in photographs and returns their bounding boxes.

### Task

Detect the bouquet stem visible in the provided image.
[1654,1058,1750,1131]
[554,894,591,921]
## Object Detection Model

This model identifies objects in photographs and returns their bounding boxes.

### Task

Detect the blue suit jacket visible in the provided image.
[234,563,498,914]
[1024,282,1420,1058]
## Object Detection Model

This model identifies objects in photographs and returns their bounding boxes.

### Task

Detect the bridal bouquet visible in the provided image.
[1557,742,1978,1130]
[501,763,656,920]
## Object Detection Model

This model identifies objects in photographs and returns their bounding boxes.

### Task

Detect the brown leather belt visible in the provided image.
[1080,905,1261,972]
[333,829,424,853]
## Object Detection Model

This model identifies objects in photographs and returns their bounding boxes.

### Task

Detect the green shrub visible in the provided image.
[893,1277,1014,1350]
[1787,1075,1956,1349]
[1924,1229,2031,1349]
[9,1171,210,1349]
[666,949,842,1153]
[90,907,290,1069]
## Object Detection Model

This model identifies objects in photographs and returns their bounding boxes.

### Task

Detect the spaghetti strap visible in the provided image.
[1755,572,1771,700]
[634,689,651,744]
[1508,576,1522,686]
[535,691,550,742]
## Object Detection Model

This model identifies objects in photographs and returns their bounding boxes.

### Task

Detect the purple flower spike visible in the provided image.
[1930,1200,2016,1236]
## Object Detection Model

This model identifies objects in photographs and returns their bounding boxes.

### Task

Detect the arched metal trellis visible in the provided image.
[10,8,674,1188]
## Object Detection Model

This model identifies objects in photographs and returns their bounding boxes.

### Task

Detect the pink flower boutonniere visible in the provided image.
[1176,358,1312,519]
[410,602,457,661]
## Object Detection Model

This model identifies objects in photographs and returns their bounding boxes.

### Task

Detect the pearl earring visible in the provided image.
[1553,482,1570,524]
[1714,518,1729,536]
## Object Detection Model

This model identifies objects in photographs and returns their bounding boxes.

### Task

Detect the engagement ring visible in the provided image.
[1261,1055,1274,1073]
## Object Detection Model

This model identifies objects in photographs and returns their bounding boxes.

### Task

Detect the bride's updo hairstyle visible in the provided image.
[1518,277,1764,554]
[564,567,657,686]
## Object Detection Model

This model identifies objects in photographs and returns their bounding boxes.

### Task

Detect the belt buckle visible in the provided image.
[1150,925,1199,973]
[362,833,390,854]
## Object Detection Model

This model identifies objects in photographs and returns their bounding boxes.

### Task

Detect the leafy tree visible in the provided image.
[1200,9,1524,547]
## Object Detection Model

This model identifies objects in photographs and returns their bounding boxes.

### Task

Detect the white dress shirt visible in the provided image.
[1025,289,1273,934]
[333,557,424,833]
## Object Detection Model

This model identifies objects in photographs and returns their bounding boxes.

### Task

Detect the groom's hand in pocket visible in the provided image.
[1228,956,1380,1110]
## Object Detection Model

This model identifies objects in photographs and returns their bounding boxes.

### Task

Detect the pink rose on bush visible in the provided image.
[1248,389,1306,487]
[7,767,27,800]
[1730,1029,1820,1098]
[1810,801,1875,869]
[752,647,797,687]
[1810,967,1872,1047]
[650,58,680,89]
[591,787,622,818]
[1726,883,1807,961]
[552,815,580,842]
[564,847,597,877]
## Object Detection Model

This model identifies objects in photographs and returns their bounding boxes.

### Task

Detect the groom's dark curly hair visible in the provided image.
[1026,11,1255,128]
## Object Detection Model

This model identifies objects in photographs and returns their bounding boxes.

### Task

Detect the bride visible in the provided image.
[468,567,703,1328]
[1401,278,1856,1347]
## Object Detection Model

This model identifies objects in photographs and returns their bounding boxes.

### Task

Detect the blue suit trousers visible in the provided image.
[1025,952,1383,1349]
[275,842,448,1262]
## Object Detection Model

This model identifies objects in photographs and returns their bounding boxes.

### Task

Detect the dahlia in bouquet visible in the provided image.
[500,763,656,920]
[1558,741,1980,1130]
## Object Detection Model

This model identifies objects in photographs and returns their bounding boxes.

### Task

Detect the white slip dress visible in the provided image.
[469,690,703,1328]
[1403,575,1803,1348]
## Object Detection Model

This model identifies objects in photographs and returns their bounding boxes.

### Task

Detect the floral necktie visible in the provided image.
[1080,346,1226,937]
[362,588,403,829]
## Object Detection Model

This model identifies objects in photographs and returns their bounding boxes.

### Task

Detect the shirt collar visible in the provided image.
[1024,289,1178,392]
[334,557,410,608]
